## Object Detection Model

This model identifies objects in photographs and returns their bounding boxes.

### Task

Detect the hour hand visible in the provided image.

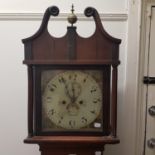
[64,84,73,100]
[59,77,72,99]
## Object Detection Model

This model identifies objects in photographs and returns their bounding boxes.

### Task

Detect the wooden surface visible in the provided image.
[23,5,121,137]
[23,6,121,63]
[22,5,121,155]
[24,136,119,144]
[24,136,119,155]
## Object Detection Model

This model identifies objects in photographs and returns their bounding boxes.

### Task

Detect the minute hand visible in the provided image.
[71,82,81,103]
[65,84,73,100]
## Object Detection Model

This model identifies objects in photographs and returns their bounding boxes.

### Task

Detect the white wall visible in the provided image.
[0,0,127,13]
[0,1,141,155]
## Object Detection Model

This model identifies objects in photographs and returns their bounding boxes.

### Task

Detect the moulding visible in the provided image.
[124,0,142,155]
[135,1,148,155]
[136,2,155,155]
[0,12,128,21]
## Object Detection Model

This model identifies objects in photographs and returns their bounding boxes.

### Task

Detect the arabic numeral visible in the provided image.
[48,83,57,92]
[48,109,55,116]
[69,120,76,128]
[81,117,87,123]
[90,86,97,93]
[93,98,101,103]
[58,76,65,83]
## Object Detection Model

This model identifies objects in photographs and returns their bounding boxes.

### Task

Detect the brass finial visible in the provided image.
[67,4,77,26]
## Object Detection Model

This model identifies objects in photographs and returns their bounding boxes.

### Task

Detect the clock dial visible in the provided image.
[42,70,103,130]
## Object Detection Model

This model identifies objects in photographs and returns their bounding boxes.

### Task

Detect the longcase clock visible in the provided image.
[22,5,121,155]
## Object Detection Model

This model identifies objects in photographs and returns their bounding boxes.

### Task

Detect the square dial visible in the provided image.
[41,70,103,132]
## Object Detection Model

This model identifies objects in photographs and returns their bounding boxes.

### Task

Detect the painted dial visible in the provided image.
[43,71,102,129]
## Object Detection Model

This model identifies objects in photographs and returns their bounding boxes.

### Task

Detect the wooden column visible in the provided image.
[27,66,33,137]
[111,64,118,137]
